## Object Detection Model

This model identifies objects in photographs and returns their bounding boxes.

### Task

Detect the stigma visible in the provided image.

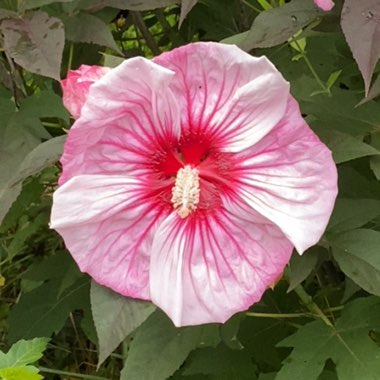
[171,165,200,218]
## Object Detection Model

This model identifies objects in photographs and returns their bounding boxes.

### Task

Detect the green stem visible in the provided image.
[290,37,330,95]
[67,43,74,72]
[132,12,161,55]
[39,367,110,380]
[42,121,62,128]
[293,284,334,327]
[246,311,312,318]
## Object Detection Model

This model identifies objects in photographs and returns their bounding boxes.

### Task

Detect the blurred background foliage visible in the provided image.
[1,0,380,379]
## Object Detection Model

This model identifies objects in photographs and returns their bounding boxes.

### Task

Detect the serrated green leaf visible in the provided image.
[327,199,380,234]
[0,11,64,80]
[331,229,380,296]
[90,281,155,367]
[121,310,220,380]
[277,297,380,380]
[0,337,49,368]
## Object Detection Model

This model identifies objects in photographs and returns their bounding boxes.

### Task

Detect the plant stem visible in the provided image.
[67,43,74,72]
[132,12,161,55]
[293,284,334,327]
[290,37,330,95]
[39,367,110,380]
[246,311,313,318]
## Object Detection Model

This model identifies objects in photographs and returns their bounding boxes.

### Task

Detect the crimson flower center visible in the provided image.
[152,134,232,216]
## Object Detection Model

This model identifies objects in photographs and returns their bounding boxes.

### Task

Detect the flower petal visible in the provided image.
[314,0,334,11]
[61,65,110,119]
[150,210,293,326]
[154,42,289,152]
[59,57,180,185]
[51,174,169,299]
[230,97,338,253]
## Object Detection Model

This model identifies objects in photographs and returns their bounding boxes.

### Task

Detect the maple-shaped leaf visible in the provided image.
[276,297,380,380]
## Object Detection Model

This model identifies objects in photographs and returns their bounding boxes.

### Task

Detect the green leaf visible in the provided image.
[8,136,66,186]
[326,70,342,91]
[313,129,380,164]
[341,0,380,95]
[101,53,124,68]
[0,178,44,234]
[90,281,155,367]
[331,229,380,297]
[303,89,380,136]
[19,90,70,124]
[75,0,177,11]
[0,135,65,225]
[7,213,46,260]
[121,311,220,380]
[219,314,244,350]
[286,247,320,292]
[237,0,321,51]
[18,0,74,11]
[327,199,380,234]
[0,338,49,368]
[0,11,64,80]
[62,13,121,54]
[370,156,380,180]
[182,344,257,380]
[258,374,276,380]
[277,297,380,380]
[179,0,198,27]
[8,277,89,343]
[0,122,40,225]
[0,366,42,380]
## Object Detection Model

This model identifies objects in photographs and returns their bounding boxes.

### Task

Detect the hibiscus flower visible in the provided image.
[50,42,338,327]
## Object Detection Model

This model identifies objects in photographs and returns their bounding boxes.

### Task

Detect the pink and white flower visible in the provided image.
[314,0,334,11]
[51,42,338,327]
[61,65,111,119]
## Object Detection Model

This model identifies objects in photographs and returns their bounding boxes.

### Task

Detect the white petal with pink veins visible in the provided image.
[154,42,289,152]
[51,174,169,299]
[149,211,293,327]
[59,57,180,185]
[231,98,338,253]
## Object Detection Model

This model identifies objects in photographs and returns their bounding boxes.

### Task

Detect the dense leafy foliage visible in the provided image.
[1,0,380,379]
